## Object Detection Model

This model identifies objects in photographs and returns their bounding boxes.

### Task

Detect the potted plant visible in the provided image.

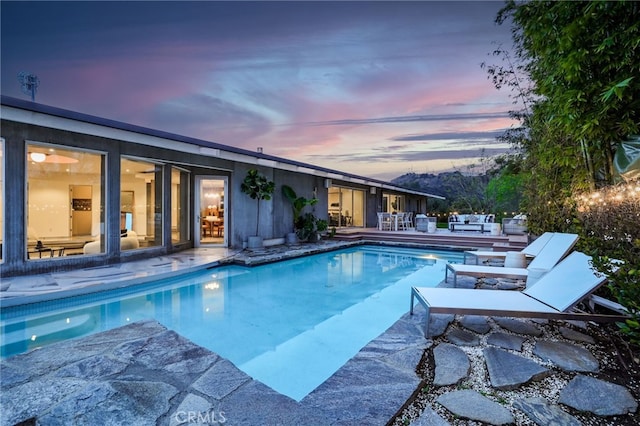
[281,185,318,244]
[296,213,328,242]
[240,169,275,248]
[315,218,328,241]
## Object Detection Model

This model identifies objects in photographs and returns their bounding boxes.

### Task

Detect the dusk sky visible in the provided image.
[1,1,521,181]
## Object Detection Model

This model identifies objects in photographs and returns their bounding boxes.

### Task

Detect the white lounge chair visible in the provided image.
[446,232,578,286]
[463,232,555,265]
[410,251,629,337]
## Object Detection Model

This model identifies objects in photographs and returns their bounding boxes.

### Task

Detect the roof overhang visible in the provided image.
[1,96,445,200]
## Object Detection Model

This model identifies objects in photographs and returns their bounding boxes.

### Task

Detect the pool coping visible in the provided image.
[1,312,432,424]
[0,239,469,309]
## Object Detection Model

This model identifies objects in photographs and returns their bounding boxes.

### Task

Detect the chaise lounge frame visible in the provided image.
[463,232,555,265]
[446,232,579,286]
[410,251,629,337]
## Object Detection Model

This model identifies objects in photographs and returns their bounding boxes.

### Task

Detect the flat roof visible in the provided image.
[1,95,445,200]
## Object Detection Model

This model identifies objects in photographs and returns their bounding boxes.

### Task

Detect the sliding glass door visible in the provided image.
[195,176,227,246]
[327,186,365,228]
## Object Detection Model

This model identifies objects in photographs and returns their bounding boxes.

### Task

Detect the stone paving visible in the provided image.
[403,276,638,425]
[1,242,638,425]
[418,316,637,424]
[0,315,428,425]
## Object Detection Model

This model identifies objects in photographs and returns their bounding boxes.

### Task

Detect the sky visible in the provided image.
[1,1,520,181]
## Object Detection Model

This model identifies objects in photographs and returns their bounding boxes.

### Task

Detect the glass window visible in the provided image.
[383,194,405,213]
[26,143,105,259]
[0,138,4,262]
[328,186,365,227]
[121,157,163,249]
[171,167,190,244]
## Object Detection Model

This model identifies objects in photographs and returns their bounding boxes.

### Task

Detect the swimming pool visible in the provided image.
[1,245,461,400]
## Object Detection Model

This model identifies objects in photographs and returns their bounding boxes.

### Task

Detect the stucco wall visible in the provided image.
[230,164,327,248]
[1,112,434,277]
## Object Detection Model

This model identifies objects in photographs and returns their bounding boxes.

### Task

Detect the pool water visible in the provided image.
[1,245,460,400]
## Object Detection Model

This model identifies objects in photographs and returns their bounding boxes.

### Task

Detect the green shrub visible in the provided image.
[576,182,640,346]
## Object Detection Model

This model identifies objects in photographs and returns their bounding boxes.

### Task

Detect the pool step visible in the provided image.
[239,261,445,401]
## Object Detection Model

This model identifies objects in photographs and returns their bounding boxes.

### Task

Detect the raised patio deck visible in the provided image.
[334,227,529,252]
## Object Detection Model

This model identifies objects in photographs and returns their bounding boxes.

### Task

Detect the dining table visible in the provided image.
[28,245,65,258]
[205,216,223,236]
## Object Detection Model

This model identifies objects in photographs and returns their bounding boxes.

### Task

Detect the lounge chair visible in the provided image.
[446,232,578,286]
[463,232,555,265]
[410,251,629,337]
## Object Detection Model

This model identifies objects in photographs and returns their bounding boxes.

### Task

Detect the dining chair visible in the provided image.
[213,219,224,237]
[400,212,412,230]
[377,212,391,231]
[406,212,414,228]
[202,220,211,237]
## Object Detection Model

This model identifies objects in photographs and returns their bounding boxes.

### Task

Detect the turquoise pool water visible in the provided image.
[0,245,461,400]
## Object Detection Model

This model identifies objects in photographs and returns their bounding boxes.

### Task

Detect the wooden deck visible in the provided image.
[334,227,529,252]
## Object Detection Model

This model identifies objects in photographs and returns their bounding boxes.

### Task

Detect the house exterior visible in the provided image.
[0,96,444,277]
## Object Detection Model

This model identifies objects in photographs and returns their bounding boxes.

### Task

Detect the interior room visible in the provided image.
[200,178,225,245]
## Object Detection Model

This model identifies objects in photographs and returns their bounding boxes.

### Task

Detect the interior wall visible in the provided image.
[28,175,102,239]
[171,183,178,230]
[121,177,148,237]
[353,189,365,227]
[28,179,71,239]
[0,139,4,245]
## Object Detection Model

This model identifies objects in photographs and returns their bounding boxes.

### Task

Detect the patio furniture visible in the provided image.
[448,214,495,232]
[405,212,414,228]
[377,212,392,231]
[445,233,578,287]
[463,232,556,264]
[450,222,485,232]
[410,251,629,337]
[398,212,411,230]
[415,214,429,232]
[502,215,528,234]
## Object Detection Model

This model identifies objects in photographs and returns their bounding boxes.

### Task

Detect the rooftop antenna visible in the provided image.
[18,71,40,102]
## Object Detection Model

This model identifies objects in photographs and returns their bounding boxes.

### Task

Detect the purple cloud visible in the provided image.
[1,1,519,177]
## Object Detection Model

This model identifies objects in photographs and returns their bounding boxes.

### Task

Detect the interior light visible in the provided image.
[205,282,220,290]
[30,152,46,162]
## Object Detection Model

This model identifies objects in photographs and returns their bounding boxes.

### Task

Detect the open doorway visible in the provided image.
[195,176,227,246]
[70,185,92,236]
